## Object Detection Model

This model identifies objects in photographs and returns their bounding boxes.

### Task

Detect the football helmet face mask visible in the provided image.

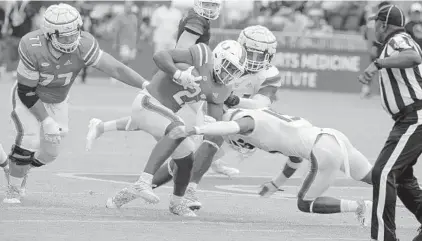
[193,0,222,20]
[41,3,83,54]
[212,40,247,85]
[237,25,277,72]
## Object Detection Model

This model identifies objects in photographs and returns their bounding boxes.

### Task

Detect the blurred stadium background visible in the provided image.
[1,0,420,95]
[3,2,422,240]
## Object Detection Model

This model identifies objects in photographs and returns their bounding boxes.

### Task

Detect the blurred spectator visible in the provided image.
[150,1,182,53]
[1,0,40,77]
[75,0,94,83]
[139,16,153,45]
[405,3,422,49]
[304,8,333,36]
[109,0,139,84]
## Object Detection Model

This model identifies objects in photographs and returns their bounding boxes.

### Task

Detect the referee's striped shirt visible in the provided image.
[378,31,422,116]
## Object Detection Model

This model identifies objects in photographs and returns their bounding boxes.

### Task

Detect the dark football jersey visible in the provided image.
[176,8,211,45]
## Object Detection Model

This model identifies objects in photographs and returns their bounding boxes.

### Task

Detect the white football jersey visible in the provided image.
[231,65,281,98]
[223,108,322,159]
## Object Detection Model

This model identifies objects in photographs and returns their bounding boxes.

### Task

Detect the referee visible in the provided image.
[358,5,422,241]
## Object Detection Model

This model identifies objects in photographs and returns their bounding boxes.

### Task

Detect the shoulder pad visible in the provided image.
[78,31,102,66]
[18,32,41,71]
[188,43,213,68]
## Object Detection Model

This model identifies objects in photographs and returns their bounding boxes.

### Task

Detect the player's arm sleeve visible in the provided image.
[16,39,40,107]
[188,43,213,68]
[175,30,200,49]
[195,117,254,136]
[16,40,49,120]
[80,32,103,67]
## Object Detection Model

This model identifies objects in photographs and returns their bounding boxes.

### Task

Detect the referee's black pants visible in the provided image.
[371,111,422,241]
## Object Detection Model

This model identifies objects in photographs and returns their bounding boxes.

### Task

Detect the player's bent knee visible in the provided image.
[203,135,224,150]
[164,121,184,136]
[37,140,61,164]
[8,145,44,178]
[9,145,35,166]
[297,198,313,213]
[171,137,195,160]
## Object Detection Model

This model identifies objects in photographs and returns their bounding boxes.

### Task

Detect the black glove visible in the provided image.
[224,93,240,108]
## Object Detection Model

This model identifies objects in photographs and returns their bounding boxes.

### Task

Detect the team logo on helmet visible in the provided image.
[212,40,247,85]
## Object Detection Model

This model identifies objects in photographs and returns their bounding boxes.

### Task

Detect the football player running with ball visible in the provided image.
[105,40,247,217]
[170,107,374,226]
[86,0,236,176]
[1,3,149,204]
[150,25,303,211]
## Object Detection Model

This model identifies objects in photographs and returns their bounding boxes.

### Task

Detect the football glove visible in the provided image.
[173,66,202,89]
[42,116,62,144]
[258,181,284,198]
[224,93,240,108]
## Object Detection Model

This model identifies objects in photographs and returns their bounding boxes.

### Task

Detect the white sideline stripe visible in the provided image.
[55,172,350,180]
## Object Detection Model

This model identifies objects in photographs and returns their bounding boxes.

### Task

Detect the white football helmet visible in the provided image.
[41,3,83,53]
[213,40,247,85]
[193,0,222,20]
[237,25,277,72]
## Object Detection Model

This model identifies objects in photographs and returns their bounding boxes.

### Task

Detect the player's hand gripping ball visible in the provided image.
[173,65,202,90]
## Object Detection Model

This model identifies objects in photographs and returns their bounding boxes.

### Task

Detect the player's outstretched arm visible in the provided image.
[93,51,149,89]
[237,86,278,109]
[193,116,254,136]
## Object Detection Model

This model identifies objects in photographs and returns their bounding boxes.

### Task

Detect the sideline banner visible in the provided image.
[92,29,374,94]
[209,29,373,93]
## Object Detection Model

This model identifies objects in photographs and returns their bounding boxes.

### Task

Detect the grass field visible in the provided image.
[0,79,421,241]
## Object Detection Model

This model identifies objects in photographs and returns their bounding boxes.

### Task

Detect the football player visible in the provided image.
[1,4,149,204]
[105,40,247,217]
[169,107,374,226]
[150,25,292,210]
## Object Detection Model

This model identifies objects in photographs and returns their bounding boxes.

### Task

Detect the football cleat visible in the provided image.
[106,187,138,209]
[169,200,197,217]
[355,200,372,227]
[86,118,103,151]
[3,185,21,204]
[211,159,239,178]
[133,178,160,204]
[184,187,202,211]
